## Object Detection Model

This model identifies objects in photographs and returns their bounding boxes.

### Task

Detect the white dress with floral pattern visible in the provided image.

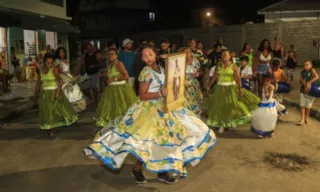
[84,65,216,178]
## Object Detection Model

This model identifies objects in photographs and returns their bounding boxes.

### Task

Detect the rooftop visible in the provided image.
[258,0,320,14]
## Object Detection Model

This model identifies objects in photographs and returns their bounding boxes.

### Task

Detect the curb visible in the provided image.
[283,98,320,121]
[0,101,36,122]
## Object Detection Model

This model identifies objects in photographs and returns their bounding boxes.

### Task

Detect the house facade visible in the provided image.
[0,0,78,74]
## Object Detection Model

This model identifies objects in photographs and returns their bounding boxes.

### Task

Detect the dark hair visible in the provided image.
[140,44,157,54]
[240,56,249,62]
[262,72,272,80]
[11,47,15,51]
[241,43,249,52]
[221,49,230,54]
[190,37,197,42]
[55,47,67,60]
[258,39,272,52]
[304,60,312,65]
[107,41,116,47]
[160,39,169,44]
[214,43,222,50]
[44,54,54,62]
[108,48,119,55]
[272,58,281,67]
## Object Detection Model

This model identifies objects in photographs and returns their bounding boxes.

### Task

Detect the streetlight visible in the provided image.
[203,12,212,27]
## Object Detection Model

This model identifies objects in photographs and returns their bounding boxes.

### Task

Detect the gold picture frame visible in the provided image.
[164,52,187,112]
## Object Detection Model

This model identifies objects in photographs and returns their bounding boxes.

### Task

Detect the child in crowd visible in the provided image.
[230,52,240,66]
[299,60,319,125]
[270,59,287,102]
[239,56,253,87]
[270,59,288,116]
[251,72,277,138]
[286,50,297,89]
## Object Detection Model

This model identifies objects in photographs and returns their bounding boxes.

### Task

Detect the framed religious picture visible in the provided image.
[164,52,187,112]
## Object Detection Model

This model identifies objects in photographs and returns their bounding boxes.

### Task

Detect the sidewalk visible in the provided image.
[281,67,320,120]
[0,81,36,121]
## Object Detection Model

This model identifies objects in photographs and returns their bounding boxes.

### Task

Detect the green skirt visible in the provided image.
[38,89,78,130]
[207,84,260,128]
[96,83,138,127]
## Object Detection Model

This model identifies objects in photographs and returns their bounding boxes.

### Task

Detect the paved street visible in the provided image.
[1,102,320,192]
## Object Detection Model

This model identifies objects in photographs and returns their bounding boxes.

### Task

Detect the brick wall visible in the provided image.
[131,20,320,64]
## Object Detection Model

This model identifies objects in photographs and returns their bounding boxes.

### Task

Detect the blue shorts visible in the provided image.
[257,64,270,74]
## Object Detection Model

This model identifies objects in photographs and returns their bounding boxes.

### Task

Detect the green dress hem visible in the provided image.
[39,115,78,130]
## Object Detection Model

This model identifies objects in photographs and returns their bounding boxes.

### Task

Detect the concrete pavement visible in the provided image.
[0,104,320,192]
[0,82,36,121]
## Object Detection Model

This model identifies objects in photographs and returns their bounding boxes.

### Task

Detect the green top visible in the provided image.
[217,63,235,83]
[107,60,123,78]
[246,53,253,69]
[41,67,57,89]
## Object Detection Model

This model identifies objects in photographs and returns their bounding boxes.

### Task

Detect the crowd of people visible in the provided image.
[3,35,318,184]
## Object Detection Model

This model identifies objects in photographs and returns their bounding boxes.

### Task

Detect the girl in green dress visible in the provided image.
[95,48,137,127]
[33,55,78,137]
[206,49,260,133]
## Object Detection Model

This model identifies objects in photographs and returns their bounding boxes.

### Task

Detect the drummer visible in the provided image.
[270,58,287,102]
[299,60,319,125]
[239,56,253,85]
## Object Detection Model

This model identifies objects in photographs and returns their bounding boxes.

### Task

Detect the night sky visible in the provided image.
[67,0,282,25]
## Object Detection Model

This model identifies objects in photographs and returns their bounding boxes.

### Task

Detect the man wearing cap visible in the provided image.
[118,38,136,87]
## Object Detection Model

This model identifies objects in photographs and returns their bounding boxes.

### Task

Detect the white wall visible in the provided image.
[23,30,36,55]
[0,0,70,20]
[0,27,7,52]
[46,31,57,49]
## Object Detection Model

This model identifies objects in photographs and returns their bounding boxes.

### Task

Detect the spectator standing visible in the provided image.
[118,38,136,87]
[82,44,101,105]
[10,47,21,83]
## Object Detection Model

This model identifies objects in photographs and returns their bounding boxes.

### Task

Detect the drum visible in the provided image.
[309,83,320,97]
[241,78,252,91]
[276,82,290,93]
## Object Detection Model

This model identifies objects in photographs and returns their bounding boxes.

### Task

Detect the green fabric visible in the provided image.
[207,85,260,128]
[41,68,57,88]
[38,89,78,130]
[246,53,253,69]
[96,83,138,127]
[108,60,123,78]
[217,63,235,83]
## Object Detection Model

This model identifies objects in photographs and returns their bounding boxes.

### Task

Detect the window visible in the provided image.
[149,12,155,22]
[41,0,64,7]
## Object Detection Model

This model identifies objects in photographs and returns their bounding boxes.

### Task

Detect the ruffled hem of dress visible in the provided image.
[39,115,78,130]
[251,127,274,137]
[85,131,216,178]
[207,112,253,128]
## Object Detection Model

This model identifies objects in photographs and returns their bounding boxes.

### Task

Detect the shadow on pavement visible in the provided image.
[0,123,97,141]
[216,130,258,139]
[0,165,160,192]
